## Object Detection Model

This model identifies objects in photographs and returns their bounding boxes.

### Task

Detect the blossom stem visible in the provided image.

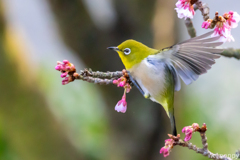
[122,89,127,99]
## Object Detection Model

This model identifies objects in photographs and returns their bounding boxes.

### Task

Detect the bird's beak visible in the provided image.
[107,46,120,51]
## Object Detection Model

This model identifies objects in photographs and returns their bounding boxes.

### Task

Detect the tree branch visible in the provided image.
[79,69,123,79]
[55,60,129,85]
[220,48,240,60]
[162,123,233,160]
[195,1,210,21]
[71,70,123,85]
[185,18,196,38]
[71,69,124,85]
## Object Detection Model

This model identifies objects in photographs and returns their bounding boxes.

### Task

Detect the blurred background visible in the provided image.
[0,0,239,160]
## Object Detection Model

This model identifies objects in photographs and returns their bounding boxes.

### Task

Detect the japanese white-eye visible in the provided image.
[108,31,223,136]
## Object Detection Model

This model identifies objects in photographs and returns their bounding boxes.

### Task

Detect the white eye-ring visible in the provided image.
[124,48,131,55]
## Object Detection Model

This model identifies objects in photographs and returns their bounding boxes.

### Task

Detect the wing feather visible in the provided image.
[179,31,214,44]
[182,42,223,48]
[156,31,223,91]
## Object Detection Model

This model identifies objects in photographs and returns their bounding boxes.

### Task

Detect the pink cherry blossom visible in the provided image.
[61,72,68,78]
[112,77,132,93]
[182,126,194,141]
[211,17,234,42]
[224,11,240,28]
[55,60,76,85]
[175,0,195,20]
[55,65,62,71]
[113,77,126,87]
[118,81,126,87]
[182,123,200,141]
[113,80,118,84]
[63,60,69,64]
[201,16,235,42]
[201,19,212,29]
[62,77,69,85]
[192,123,200,130]
[165,139,173,146]
[159,139,173,157]
[160,147,170,157]
[115,94,127,113]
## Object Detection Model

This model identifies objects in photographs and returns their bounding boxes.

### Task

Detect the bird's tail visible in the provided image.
[169,111,177,136]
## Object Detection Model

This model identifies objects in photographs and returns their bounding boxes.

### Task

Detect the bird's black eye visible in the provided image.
[124,48,131,55]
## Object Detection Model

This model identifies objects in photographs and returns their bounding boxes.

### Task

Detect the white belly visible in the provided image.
[128,58,167,103]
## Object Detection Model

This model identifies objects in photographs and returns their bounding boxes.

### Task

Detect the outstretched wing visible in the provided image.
[148,31,224,91]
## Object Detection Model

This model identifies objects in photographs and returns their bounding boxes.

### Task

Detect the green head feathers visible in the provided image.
[108,40,158,70]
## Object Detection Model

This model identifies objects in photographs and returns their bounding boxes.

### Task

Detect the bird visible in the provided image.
[107,31,223,136]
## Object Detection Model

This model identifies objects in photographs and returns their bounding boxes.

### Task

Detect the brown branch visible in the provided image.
[70,69,124,85]
[75,75,114,85]
[168,123,232,160]
[195,1,210,21]
[185,18,196,38]
[209,12,220,29]
[79,69,123,79]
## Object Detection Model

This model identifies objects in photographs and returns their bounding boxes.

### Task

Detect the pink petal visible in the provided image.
[66,66,71,70]
[165,139,173,146]
[184,132,193,141]
[159,147,170,157]
[182,127,187,133]
[62,77,69,85]
[231,12,240,28]
[182,126,193,141]
[159,147,165,154]
[63,60,69,64]
[115,97,127,113]
[115,102,127,113]
[118,81,126,87]
[55,65,61,71]
[215,27,234,42]
[175,6,194,20]
[61,72,68,78]
[192,123,199,130]
[113,80,118,84]
[201,22,206,28]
